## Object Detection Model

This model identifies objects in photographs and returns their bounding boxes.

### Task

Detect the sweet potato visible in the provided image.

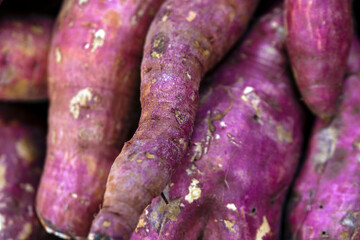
[129,7,303,240]
[285,0,353,119]
[89,0,260,239]
[35,0,165,238]
[0,104,46,239]
[0,15,53,100]
[346,36,360,76]
[287,37,360,239]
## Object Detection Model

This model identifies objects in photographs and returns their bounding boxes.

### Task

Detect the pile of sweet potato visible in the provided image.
[0,0,359,239]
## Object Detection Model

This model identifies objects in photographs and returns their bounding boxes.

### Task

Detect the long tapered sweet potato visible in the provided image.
[0,15,53,100]
[35,0,165,238]
[129,7,303,240]
[0,104,46,239]
[285,0,353,119]
[287,35,360,240]
[90,1,301,239]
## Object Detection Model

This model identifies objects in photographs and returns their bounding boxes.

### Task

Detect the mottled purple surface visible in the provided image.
[0,16,53,100]
[89,0,260,239]
[0,106,46,239]
[129,7,303,240]
[287,41,360,239]
[36,0,164,238]
[346,36,360,76]
[285,0,353,119]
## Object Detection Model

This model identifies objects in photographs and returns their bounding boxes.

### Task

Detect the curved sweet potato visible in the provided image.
[89,0,260,239]
[35,0,165,238]
[130,7,303,240]
[0,15,53,100]
[285,0,353,119]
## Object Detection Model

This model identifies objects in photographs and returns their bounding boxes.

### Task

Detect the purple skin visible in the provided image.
[287,39,360,239]
[36,0,165,239]
[0,106,46,239]
[0,16,53,100]
[130,7,303,240]
[88,0,260,239]
[285,0,353,120]
[346,36,360,76]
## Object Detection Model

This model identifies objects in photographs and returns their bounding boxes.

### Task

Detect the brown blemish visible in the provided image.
[145,152,155,159]
[102,220,111,227]
[151,33,167,59]
[30,25,43,34]
[193,40,210,57]
[16,137,38,164]
[276,125,293,143]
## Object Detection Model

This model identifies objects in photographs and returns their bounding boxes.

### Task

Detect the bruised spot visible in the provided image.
[16,137,38,164]
[55,47,62,63]
[186,11,197,22]
[256,216,271,240]
[18,223,32,240]
[175,110,185,124]
[276,125,293,143]
[30,25,43,34]
[91,29,106,52]
[151,33,167,59]
[69,88,96,119]
[185,179,201,203]
[224,220,235,233]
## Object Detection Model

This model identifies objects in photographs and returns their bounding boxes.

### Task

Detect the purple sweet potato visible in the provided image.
[35,0,165,238]
[129,7,303,240]
[287,36,360,239]
[0,104,46,239]
[89,0,260,239]
[285,0,353,119]
[0,15,53,100]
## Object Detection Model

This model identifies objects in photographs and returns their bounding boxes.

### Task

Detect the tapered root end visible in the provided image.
[37,212,84,240]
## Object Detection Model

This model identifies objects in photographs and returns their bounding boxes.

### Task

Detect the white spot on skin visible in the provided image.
[215,134,220,139]
[84,43,90,49]
[186,11,197,22]
[241,86,262,120]
[70,193,78,199]
[218,163,223,168]
[243,86,254,94]
[256,216,271,240]
[186,72,192,80]
[313,127,338,165]
[220,121,227,127]
[78,0,88,5]
[180,203,185,207]
[226,203,237,211]
[55,47,62,63]
[186,169,193,175]
[91,29,106,52]
[185,179,201,203]
[21,183,34,193]
[271,21,279,28]
[0,214,5,231]
[69,88,93,119]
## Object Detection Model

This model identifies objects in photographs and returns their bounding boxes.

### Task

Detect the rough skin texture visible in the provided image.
[285,0,353,119]
[0,16,53,100]
[0,105,46,239]
[129,7,303,240]
[36,0,165,239]
[287,37,360,240]
[89,0,260,239]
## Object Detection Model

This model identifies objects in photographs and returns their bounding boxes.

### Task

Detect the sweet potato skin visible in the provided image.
[130,7,303,240]
[35,0,165,238]
[89,0,260,239]
[0,16,53,100]
[285,0,352,119]
[0,105,46,239]
[287,39,360,239]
